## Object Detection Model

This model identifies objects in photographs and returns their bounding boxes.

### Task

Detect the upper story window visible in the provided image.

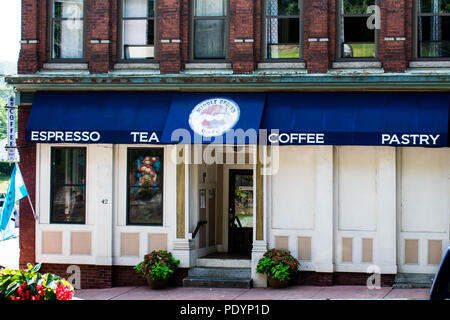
[337,0,377,59]
[51,0,84,60]
[51,147,86,224]
[264,0,302,60]
[122,0,155,60]
[127,148,163,225]
[192,0,228,59]
[416,0,450,58]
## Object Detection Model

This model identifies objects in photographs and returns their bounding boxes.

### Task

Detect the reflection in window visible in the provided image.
[127,149,163,225]
[265,0,300,59]
[193,0,227,59]
[339,0,376,58]
[417,0,450,58]
[122,0,155,59]
[51,148,86,224]
[52,0,84,59]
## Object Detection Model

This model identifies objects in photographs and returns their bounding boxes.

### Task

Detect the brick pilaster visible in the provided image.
[158,0,182,74]
[18,0,39,74]
[230,0,255,74]
[86,0,111,73]
[304,0,330,73]
[380,0,408,72]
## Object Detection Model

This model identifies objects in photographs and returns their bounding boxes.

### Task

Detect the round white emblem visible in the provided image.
[189,98,240,137]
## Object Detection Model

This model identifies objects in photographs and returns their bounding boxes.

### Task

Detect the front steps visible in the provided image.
[183,260,252,289]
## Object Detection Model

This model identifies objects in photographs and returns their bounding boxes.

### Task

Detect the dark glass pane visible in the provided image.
[266,18,300,58]
[123,0,154,18]
[418,16,450,57]
[233,175,253,228]
[342,0,375,15]
[194,20,226,59]
[51,148,86,186]
[128,187,163,225]
[419,0,450,13]
[342,16,375,57]
[51,186,85,224]
[127,148,163,225]
[266,0,300,16]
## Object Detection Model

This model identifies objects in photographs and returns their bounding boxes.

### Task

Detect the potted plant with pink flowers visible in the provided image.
[134,250,180,290]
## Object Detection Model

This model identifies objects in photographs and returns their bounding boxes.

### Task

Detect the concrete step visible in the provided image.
[196,258,251,268]
[183,277,252,289]
[188,267,251,279]
[184,266,252,289]
[393,273,435,288]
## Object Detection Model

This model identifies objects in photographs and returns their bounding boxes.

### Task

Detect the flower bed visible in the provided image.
[0,264,74,300]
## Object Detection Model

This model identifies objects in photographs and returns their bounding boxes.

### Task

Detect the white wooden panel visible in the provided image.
[272,147,316,230]
[401,148,449,233]
[338,147,377,231]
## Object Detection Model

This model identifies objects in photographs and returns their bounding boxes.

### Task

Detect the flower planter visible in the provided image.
[267,276,289,289]
[146,278,168,290]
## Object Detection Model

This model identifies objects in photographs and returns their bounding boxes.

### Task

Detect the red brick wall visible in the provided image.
[86,0,111,73]
[17,106,36,269]
[17,0,419,74]
[40,264,113,289]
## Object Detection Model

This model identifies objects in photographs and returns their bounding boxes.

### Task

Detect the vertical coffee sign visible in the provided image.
[7,96,16,162]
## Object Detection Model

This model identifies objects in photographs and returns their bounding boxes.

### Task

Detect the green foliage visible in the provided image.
[0,83,13,141]
[342,0,375,14]
[134,250,180,281]
[0,162,14,177]
[0,264,74,300]
[256,248,300,281]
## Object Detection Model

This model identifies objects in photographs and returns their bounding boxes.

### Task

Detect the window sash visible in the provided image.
[264,0,302,60]
[121,0,155,60]
[51,0,84,60]
[192,1,228,60]
[338,0,378,59]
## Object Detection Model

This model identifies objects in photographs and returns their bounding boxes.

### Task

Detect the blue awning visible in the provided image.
[26,92,449,147]
[161,93,266,144]
[26,91,171,144]
[261,92,449,147]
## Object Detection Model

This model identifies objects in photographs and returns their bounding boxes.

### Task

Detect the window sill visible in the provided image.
[39,63,89,75]
[332,61,382,69]
[409,61,450,68]
[114,62,160,70]
[111,63,160,75]
[257,62,306,69]
[184,62,233,74]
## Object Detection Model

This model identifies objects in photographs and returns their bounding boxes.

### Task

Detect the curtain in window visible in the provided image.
[54,0,83,59]
[195,0,226,17]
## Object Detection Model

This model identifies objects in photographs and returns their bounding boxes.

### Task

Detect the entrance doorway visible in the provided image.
[228,170,253,255]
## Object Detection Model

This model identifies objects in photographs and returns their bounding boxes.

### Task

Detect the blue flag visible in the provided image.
[0,164,29,231]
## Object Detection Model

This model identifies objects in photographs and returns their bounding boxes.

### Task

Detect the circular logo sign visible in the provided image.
[189,98,240,137]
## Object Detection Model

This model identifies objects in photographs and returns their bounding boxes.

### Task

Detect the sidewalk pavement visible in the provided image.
[75,285,430,300]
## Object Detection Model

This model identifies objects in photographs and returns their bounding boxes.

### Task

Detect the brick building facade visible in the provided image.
[7,0,450,289]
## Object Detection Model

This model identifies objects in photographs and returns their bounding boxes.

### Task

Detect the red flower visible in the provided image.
[56,283,74,300]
